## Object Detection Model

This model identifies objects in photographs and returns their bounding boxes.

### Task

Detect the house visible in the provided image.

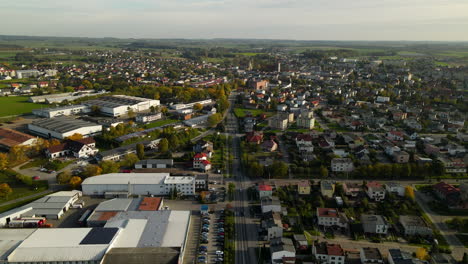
[388,249,429,264]
[312,242,345,264]
[268,115,289,130]
[134,159,174,169]
[193,153,211,171]
[292,234,308,251]
[433,182,460,206]
[438,157,466,174]
[297,181,311,195]
[343,182,362,197]
[366,182,386,201]
[424,144,440,156]
[386,131,405,141]
[386,182,405,197]
[296,111,315,130]
[261,211,283,241]
[261,197,281,213]
[193,140,214,154]
[262,139,278,152]
[320,181,335,198]
[46,138,98,159]
[360,247,383,264]
[246,131,263,144]
[0,128,37,150]
[331,158,354,172]
[258,184,273,199]
[399,215,433,236]
[316,208,348,229]
[270,237,296,264]
[393,151,410,163]
[361,215,389,235]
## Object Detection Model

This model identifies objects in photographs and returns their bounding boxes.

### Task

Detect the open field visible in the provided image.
[0,170,49,205]
[0,96,42,117]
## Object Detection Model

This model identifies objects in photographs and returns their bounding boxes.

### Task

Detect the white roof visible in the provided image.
[82,173,169,185]
[162,211,190,247]
[111,219,148,248]
[164,176,195,184]
[47,190,81,197]
[0,229,35,260]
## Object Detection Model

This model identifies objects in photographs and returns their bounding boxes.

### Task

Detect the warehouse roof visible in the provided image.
[82,173,170,185]
[102,247,179,264]
[0,229,35,261]
[164,176,194,184]
[85,95,156,109]
[0,128,35,148]
[95,198,134,212]
[30,116,101,133]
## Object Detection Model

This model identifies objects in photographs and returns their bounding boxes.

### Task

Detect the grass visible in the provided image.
[0,191,52,213]
[0,96,44,117]
[143,119,179,129]
[19,158,49,170]
[0,170,49,204]
[233,108,273,118]
[455,234,468,248]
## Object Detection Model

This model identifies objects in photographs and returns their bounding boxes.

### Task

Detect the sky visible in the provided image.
[2,0,468,41]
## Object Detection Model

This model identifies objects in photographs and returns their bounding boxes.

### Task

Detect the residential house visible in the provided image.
[261,211,283,241]
[388,249,429,264]
[366,182,386,201]
[292,234,308,251]
[246,131,263,144]
[399,215,433,236]
[438,157,466,174]
[331,158,354,172]
[360,247,383,264]
[386,182,405,197]
[193,140,214,154]
[321,181,335,198]
[261,196,282,213]
[316,208,348,229]
[270,237,296,264]
[193,153,212,171]
[386,131,405,141]
[258,184,273,199]
[424,144,440,156]
[343,182,362,197]
[393,151,410,163]
[312,242,345,264]
[262,139,278,152]
[135,112,162,123]
[297,181,311,195]
[361,215,389,235]
[433,182,461,206]
[46,138,98,159]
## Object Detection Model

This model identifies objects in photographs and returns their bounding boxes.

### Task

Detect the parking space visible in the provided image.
[197,210,224,264]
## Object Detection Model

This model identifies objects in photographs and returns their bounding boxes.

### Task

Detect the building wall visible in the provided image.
[28,123,102,140]
[82,183,195,196]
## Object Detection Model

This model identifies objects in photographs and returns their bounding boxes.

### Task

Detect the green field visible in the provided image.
[0,170,49,205]
[233,108,273,118]
[0,96,43,117]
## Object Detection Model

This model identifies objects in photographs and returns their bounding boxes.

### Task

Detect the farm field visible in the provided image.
[0,96,42,117]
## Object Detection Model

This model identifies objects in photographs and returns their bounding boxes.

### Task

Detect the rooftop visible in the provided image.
[82,173,170,185]
[30,116,101,133]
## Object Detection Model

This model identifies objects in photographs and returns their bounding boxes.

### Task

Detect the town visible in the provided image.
[0,37,466,264]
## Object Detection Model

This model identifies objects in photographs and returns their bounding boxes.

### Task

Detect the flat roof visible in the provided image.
[30,116,101,133]
[85,95,156,109]
[95,198,133,212]
[82,173,170,185]
[0,229,35,260]
[138,197,162,211]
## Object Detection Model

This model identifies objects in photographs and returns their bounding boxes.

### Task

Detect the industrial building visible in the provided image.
[0,128,37,150]
[170,99,212,110]
[0,191,82,227]
[32,104,91,118]
[28,90,102,103]
[84,95,160,117]
[16,69,41,79]
[28,116,103,139]
[183,114,211,127]
[135,159,174,169]
[81,173,195,196]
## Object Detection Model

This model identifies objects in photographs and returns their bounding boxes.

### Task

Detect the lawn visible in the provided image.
[143,119,179,129]
[0,170,49,204]
[0,96,44,117]
[233,108,273,118]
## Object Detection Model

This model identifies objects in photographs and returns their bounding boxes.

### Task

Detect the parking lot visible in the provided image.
[198,210,225,264]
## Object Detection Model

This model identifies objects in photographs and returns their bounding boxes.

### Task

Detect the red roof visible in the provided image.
[194,153,208,159]
[296,134,313,141]
[258,185,272,191]
[317,208,338,218]
[366,181,382,188]
[0,128,35,147]
[389,131,404,137]
[327,244,344,256]
[434,182,460,196]
[201,160,211,165]
[138,197,162,211]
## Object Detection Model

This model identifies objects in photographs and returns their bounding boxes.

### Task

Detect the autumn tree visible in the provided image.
[56,170,72,184]
[99,160,120,174]
[66,133,83,141]
[405,186,415,200]
[49,139,61,146]
[82,164,102,178]
[193,103,203,111]
[208,113,223,128]
[127,108,136,118]
[319,166,329,178]
[82,80,93,89]
[159,138,169,153]
[0,153,8,169]
[415,247,428,260]
[69,176,83,189]
[136,143,145,160]
[0,183,13,198]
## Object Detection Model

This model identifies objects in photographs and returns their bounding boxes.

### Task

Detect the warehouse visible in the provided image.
[0,128,37,150]
[84,95,160,117]
[28,116,102,139]
[32,104,91,118]
[170,99,212,110]
[81,173,195,196]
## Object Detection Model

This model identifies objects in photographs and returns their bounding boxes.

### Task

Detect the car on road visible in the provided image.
[32,176,40,180]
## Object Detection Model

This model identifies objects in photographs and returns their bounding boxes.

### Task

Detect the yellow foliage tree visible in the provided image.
[415,247,428,260]
[405,186,415,200]
[0,183,13,198]
[69,176,83,189]
[0,153,8,169]
[49,139,61,146]
[66,133,84,141]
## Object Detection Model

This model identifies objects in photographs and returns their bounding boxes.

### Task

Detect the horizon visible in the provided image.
[2,0,468,41]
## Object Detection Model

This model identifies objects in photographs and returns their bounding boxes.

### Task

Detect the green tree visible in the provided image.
[82,164,102,178]
[56,170,72,184]
[208,113,223,128]
[136,143,145,160]
[193,103,203,111]
[319,166,329,178]
[228,182,236,201]
[159,138,169,153]
[99,160,120,174]
[127,108,136,118]
[0,183,13,198]
[120,153,139,168]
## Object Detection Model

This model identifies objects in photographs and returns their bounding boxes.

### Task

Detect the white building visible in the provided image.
[28,117,102,139]
[261,197,282,214]
[331,158,354,172]
[16,69,41,79]
[270,238,296,263]
[316,208,348,229]
[385,182,405,197]
[84,95,160,117]
[361,215,389,235]
[296,111,315,130]
[135,112,163,123]
[81,173,195,196]
[360,247,383,264]
[32,105,91,118]
[170,99,213,110]
[366,182,386,201]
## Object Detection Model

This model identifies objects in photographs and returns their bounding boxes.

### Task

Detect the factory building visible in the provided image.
[28,116,102,139]
[32,104,91,118]
[170,99,213,110]
[81,173,195,197]
[84,95,160,117]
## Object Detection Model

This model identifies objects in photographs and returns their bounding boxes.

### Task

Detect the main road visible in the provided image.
[224,92,259,264]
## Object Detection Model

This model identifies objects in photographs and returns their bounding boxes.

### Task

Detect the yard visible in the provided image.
[0,96,44,117]
[233,108,273,118]
[0,169,48,204]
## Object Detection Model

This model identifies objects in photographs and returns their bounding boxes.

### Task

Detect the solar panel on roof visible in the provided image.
[80,227,119,245]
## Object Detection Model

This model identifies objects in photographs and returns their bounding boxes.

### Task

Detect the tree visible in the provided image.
[56,170,72,184]
[99,160,120,174]
[82,164,102,178]
[82,80,93,89]
[193,103,203,111]
[319,166,329,178]
[462,253,468,264]
[136,143,145,160]
[120,153,139,168]
[228,183,236,201]
[0,183,13,198]
[0,153,8,169]
[208,113,223,128]
[69,176,83,189]
[415,247,428,260]
[66,133,83,141]
[159,138,169,153]
[405,186,415,200]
